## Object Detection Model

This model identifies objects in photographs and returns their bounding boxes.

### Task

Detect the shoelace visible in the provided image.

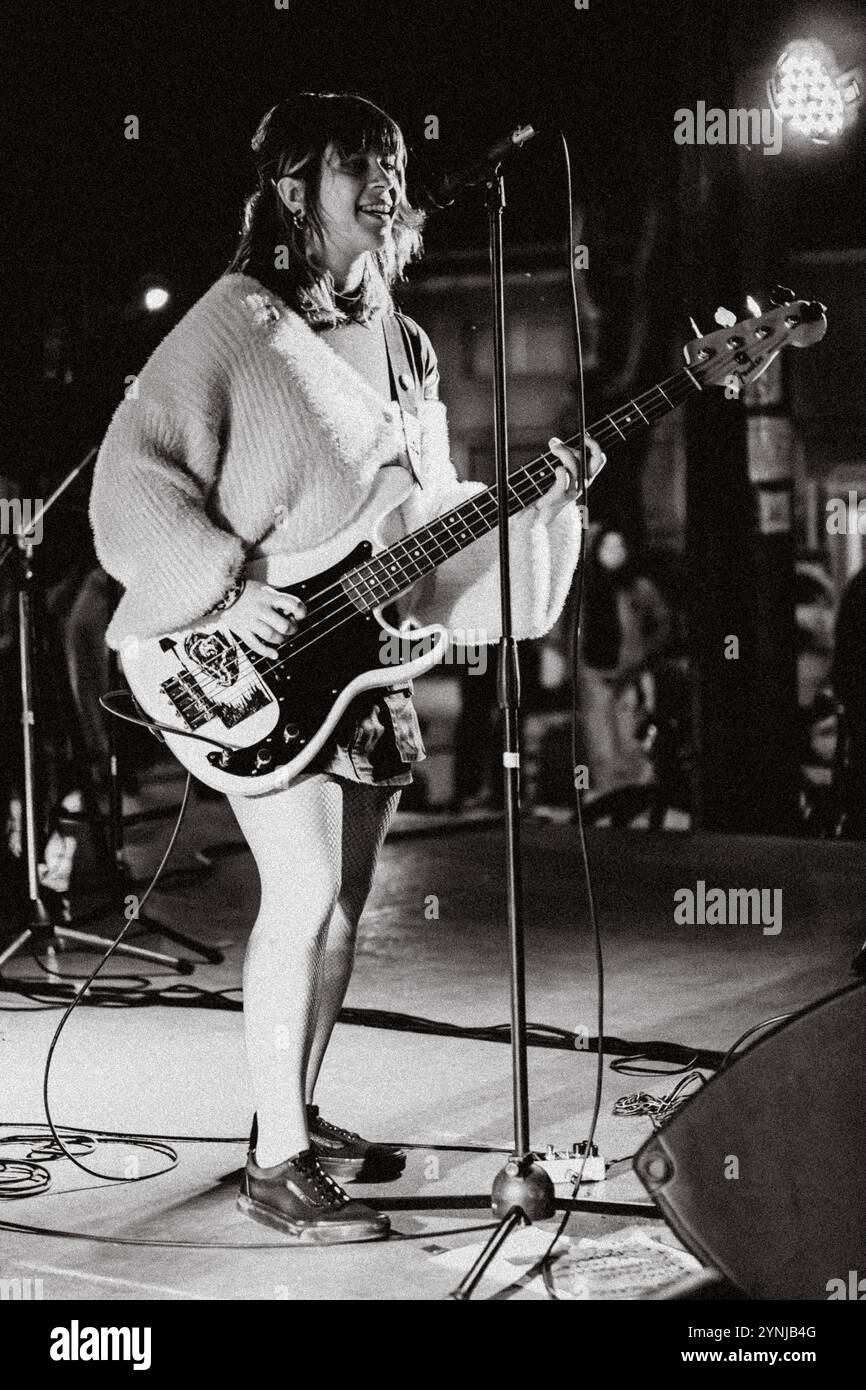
[295,1152,348,1208]
[313,1118,362,1144]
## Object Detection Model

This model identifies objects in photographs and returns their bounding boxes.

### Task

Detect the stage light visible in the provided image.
[768,39,862,144]
[143,285,170,312]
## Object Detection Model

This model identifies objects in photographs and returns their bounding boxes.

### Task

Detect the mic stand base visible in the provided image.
[0,914,197,976]
[68,852,224,967]
[449,1155,555,1299]
[491,1151,557,1221]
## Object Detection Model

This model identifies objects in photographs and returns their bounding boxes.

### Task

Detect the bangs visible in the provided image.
[319,94,406,168]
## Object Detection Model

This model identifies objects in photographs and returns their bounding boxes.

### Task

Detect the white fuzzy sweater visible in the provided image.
[90,272,581,651]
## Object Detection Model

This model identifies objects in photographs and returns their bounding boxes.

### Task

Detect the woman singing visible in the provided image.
[91,92,601,1243]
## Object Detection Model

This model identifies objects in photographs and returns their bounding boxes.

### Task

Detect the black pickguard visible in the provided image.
[205,542,395,781]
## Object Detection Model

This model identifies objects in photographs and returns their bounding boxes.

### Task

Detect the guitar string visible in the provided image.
[175,332,765,713]
[179,362,705,714]
[182,366,701,709]
[281,370,698,639]
[253,327,774,673]
[257,379,690,666]
[272,364,695,630]
[187,365,703,708]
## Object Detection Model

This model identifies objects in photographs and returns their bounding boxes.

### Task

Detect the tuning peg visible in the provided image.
[769,285,796,306]
[714,306,737,328]
[688,316,703,338]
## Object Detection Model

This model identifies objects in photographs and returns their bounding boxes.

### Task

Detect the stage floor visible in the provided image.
[1,771,863,1300]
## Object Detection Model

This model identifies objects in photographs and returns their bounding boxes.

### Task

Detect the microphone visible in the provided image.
[419,124,538,208]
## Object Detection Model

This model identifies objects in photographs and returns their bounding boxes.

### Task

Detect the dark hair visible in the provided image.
[582,526,637,669]
[226,92,425,328]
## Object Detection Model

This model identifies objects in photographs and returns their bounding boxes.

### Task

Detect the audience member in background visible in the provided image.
[578,524,672,796]
[1,476,21,901]
[830,562,866,839]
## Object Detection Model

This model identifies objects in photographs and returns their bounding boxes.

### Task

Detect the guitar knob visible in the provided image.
[283,723,301,744]
[769,285,795,306]
[255,746,273,768]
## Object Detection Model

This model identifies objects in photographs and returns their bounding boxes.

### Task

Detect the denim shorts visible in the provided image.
[315,682,427,786]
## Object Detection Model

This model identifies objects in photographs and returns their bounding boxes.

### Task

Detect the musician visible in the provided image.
[90,92,602,1243]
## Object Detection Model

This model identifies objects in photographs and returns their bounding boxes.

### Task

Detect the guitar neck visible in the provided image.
[340,365,702,612]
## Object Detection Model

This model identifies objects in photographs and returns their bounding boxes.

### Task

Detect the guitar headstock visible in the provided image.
[683,293,827,391]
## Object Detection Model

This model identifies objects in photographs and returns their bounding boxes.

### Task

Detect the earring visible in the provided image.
[290,207,305,231]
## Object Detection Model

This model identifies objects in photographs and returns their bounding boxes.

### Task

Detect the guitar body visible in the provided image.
[121,472,449,797]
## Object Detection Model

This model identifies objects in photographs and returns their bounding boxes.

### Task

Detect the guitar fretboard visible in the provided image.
[339,365,700,612]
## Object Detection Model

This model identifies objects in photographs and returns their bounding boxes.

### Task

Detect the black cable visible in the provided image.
[718,1012,792,1071]
[0,963,727,1065]
[0,1211,497,1250]
[611,1070,707,1129]
[0,1123,511,1156]
[36,772,196,1185]
[0,1131,92,1197]
[0,1122,504,1247]
[538,130,606,1299]
[610,1053,700,1076]
[341,1009,727,1068]
[98,689,233,752]
[1,1121,513,1154]
[0,1132,176,1200]
[0,975,244,1008]
[0,1163,51,1198]
[31,952,154,989]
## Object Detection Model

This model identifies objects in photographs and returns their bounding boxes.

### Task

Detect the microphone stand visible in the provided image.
[0,525,192,974]
[0,452,214,975]
[450,163,555,1299]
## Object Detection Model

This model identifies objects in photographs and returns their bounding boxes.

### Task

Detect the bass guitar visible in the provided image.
[119,293,826,795]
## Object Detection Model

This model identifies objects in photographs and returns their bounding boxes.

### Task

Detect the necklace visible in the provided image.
[334,281,365,307]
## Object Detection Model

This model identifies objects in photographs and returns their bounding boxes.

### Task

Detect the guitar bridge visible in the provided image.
[161,670,215,729]
[161,667,271,731]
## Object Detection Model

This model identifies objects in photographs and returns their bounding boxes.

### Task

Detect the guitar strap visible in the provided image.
[382,312,424,487]
[381,312,421,419]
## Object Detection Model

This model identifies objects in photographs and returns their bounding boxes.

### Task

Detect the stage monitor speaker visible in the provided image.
[634,982,866,1300]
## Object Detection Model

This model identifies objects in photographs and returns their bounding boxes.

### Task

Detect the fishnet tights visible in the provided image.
[228,773,401,1167]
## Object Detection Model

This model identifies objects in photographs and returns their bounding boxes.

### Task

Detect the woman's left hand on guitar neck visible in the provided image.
[535,434,606,521]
